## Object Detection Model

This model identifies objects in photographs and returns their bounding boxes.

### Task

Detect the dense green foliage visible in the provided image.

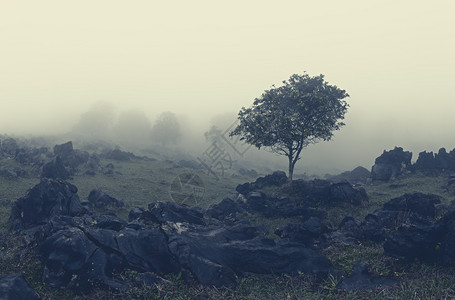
[230,73,349,180]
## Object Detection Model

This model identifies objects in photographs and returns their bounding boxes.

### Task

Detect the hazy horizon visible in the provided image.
[1,0,454,173]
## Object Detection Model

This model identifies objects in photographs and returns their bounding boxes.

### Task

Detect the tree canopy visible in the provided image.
[151,111,181,147]
[230,73,349,181]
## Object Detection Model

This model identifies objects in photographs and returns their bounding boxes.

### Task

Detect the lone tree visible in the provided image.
[151,111,181,146]
[230,73,349,181]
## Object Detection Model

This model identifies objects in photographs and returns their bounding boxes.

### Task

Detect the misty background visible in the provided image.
[1,0,454,175]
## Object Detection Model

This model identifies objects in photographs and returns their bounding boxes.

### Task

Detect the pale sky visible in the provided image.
[1,0,454,171]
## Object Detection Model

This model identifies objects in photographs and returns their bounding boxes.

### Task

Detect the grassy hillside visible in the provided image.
[1,153,455,299]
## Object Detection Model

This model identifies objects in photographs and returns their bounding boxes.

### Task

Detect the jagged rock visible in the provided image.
[414,148,455,175]
[10,178,84,231]
[162,219,332,286]
[12,181,334,291]
[371,147,412,181]
[384,222,438,262]
[88,189,125,208]
[104,149,136,161]
[334,193,441,245]
[382,193,441,218]
[53,141,73,158]
[0,274,40,300]
[242,190,328,219]
[254,171,288,188]
[41,156,70,179]
[205,198,245,221]
[384,209,455,266]
[289,179,368,207]
[128,207,145,222]
[147,201,205,225]
[53,141,90,171]
[275,217,331,248]
[15,147,49,165]
[235,171,288,195]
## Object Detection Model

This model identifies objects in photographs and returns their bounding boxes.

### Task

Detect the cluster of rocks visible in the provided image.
[0,138,142,180]
[370,147,412,181]
[272,191,455,270]
[370,146,455,181]
[0,166,28,179]
[236,172,369,218]
[413,148,455,175]
[272,193,440,249]
[235,171,289,195]
[9,178,333,292]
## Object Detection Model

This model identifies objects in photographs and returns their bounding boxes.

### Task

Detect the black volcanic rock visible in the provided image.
[41,156,70,179]
[10,178,84,231]
[53,141,90,171]
[235,171,288,195]
[0,274,40,300]
[10,179,335,292]
[371,147,412,181]
[88,189,125,208]
[104,149,137,161]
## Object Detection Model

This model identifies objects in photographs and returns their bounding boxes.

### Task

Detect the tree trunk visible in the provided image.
[288,156,294,182]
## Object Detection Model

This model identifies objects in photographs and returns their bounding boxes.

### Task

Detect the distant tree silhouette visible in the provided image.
[151,111,181,146]
[72,101,115,138]
[112,110,152,145]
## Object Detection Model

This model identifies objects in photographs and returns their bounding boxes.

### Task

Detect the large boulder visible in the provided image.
[10,178,84,231]
[241,191,327,219]
[161,218,332,286]
[53,141,90,171]
[41,156,70,179]
[235,171,288,195]
[371,147,412,181]
[275,216,332,249]
[88,189,125,208]
[205,197,245,221]
[37,215,176,291]
[289,179,368,207]
[0,274,40,300]
[384,209,455,266]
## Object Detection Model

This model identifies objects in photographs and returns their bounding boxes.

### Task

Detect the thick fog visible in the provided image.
[1,1,454,174]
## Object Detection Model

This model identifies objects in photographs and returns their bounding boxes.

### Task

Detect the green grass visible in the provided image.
[2,154,455,299]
